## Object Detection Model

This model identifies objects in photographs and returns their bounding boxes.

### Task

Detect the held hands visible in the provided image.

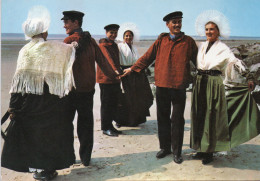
[121,68,132,77]
[114,68,132,79]
[114,70,121,80]
[248,80,255,91]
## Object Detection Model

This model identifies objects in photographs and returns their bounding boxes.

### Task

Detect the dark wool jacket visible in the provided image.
[64,31,117,92]
[96,38,122,84]
[131,32,198,89]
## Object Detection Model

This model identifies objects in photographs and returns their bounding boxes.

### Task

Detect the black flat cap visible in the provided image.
[104,24,120,31]
[61,10,84,21]
[163,11,183,21]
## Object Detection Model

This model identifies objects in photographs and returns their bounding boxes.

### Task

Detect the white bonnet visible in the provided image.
[117,22,140,42]
[22,6,50,40]
[195,10,230,38]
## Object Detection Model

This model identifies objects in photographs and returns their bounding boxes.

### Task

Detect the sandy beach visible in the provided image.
[1,39,260,181]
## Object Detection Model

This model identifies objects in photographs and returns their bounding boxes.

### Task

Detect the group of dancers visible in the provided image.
[1,6,259,181]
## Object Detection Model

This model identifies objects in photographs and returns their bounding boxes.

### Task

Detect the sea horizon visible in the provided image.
[2,33,260,41]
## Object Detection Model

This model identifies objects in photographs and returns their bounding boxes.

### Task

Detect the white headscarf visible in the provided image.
[10,6,76,97]
[117,22,140,42]
[22,6,50,40]
[195,10,230,38]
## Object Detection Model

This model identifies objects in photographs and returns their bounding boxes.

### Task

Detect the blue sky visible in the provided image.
[2,0,260,37]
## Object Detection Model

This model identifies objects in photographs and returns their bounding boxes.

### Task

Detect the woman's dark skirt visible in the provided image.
[1,92,75,172]
[115,66,154,127]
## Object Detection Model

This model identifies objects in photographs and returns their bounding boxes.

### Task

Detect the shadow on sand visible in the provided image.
[119,119,191,135]
[211,144,260,171]
[56,144,260,181]
[119,119,157,135]
[55,119,259,180]
[56,151,172,181]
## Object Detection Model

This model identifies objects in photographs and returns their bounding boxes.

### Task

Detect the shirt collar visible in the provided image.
[169,34,175,40]
[106,37,115,43]
[169,32,183,41]
[70,28,83,35]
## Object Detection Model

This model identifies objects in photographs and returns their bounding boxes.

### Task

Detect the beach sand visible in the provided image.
[1,39,260,181]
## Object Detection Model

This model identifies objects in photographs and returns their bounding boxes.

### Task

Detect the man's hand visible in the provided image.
[115,70,120,75]
[121,68,132,77]
[114,70,122,80]
[248,80,255,91]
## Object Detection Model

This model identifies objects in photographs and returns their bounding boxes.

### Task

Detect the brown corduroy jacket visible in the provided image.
[131,32,198,89]
[96,38,122,84]
[64,31,117,92]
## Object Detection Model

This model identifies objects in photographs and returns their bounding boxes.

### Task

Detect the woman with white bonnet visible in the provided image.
[1,6,76,180]
[190,10,260,164]
[115,23,153,127]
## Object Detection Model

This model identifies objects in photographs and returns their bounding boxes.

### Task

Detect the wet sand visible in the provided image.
[1,39,260,180]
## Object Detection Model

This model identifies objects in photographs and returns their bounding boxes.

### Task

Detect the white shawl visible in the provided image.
[197,40,247,85]
[10,38,75,97]
[118,42,139,66]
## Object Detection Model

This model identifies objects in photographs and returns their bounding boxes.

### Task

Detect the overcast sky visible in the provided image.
[2,0,260,37]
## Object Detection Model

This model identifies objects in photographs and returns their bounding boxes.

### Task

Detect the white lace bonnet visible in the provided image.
[117,22,140,42]
[195,10,230,38]
[22,6,51,40]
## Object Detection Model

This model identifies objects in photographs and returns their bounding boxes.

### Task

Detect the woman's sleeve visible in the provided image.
[225,49,254,84]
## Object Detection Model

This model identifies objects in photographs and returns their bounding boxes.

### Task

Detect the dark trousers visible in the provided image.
[156,87,186,156]
[99,83,121,130]
[68,89,95,164]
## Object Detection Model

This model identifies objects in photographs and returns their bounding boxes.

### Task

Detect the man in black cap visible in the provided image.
[62,11,119,166]
[122,11,198,164]
[96,24,123,137]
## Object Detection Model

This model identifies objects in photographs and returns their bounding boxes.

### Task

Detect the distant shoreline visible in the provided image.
[2,33,260,41]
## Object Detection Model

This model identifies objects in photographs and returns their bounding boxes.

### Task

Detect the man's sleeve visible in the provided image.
[93,40,118,78]
[131,40,158,72]
[64,37,72,44]
[98,43,118,72]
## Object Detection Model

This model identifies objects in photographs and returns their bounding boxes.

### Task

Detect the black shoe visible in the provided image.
[111,127,122,134]
[202,153,213,165]
[103,129,118,137]
[192,152,205,160]
[173,155,183,164]
[33,170,58,180]
[82,159,90,166]
[156,149,171,159]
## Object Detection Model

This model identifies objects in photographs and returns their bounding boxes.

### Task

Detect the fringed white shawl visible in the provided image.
[10,38,75,98]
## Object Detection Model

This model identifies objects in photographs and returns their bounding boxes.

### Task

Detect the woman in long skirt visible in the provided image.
[190,10,260,164]
[1,6,76,180]
[116,23,153,127]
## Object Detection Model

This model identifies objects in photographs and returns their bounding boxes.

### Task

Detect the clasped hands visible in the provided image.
[115,68,132,79]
